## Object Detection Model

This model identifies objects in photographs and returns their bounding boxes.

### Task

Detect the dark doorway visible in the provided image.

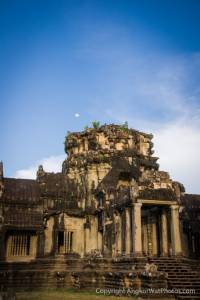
[58,231,64,254]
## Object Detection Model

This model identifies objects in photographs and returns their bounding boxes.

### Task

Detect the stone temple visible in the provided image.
[0,124,200,298]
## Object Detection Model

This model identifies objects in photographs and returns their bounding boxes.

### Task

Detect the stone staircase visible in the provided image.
[149,257,200,299]
[1,256,200,299]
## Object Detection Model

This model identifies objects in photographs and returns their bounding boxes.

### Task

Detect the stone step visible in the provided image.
[1,257,200,295]
[173,293,200,298]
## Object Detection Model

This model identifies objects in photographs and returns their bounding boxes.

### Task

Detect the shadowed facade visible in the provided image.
[0,125,200,260]
[0,125,200,296]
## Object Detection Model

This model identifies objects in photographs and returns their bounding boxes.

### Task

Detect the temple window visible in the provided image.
[6,231,35,258]
[58,231,73,254]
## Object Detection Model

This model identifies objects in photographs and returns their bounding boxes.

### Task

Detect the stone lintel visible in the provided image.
[137,199,177,205]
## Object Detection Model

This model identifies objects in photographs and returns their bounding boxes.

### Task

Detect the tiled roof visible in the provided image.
[2,178,40,203]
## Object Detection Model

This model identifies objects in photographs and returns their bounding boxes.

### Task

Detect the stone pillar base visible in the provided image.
[130,251,143,257]
[160,252,169,257]
[171,252,183,257]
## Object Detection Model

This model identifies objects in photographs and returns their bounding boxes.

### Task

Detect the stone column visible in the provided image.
[132,203,142,256]
[152,216,158,256]
[161,208,168,256]
[116,214,122,255]
[142,220,148,256]
[112,214,116,257]
[125,208,131,255]
[84,224,90,255]
[170,205,182,256]
[97,231,103,252]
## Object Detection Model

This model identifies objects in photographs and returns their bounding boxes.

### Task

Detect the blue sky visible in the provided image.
[1,0,200,193]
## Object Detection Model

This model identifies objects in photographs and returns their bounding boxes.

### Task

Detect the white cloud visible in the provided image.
[153,119,200,194]
[14,154,65,179]
[136,57,200,193]
[75,113,80,118]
